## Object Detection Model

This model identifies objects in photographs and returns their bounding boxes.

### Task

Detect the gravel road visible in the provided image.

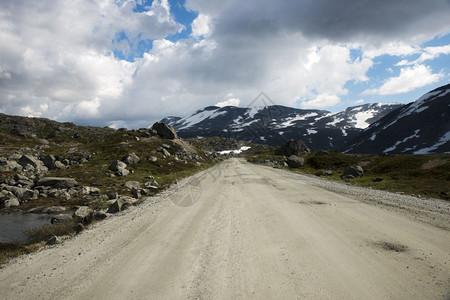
[1,158,449,299]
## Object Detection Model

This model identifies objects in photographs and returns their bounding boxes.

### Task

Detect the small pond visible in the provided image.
[0,212,51,243]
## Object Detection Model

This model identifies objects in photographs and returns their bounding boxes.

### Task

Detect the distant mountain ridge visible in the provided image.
[161,102,402,150]
[344,84,450,154]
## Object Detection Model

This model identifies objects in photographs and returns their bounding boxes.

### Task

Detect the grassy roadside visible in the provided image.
[247,151,450,201]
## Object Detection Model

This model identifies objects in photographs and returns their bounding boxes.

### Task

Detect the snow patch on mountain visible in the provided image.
[178,108,227,130]
[277,112,318,129]
[414,131,450,154]
[384,129,420,152]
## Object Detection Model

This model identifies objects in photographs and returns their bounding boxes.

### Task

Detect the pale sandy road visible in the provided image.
[1,158,449,299]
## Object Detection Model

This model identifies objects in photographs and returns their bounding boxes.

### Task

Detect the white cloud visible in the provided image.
[191,14,214,38]
[363,65,443,95]
[215,98,240,107]
[354,99,365,105]
[414,45,450,64]
[300,94,341,109]
[0,0,450,127]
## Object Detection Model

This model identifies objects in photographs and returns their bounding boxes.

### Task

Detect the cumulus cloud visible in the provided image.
[191,14,214,38]
[1,0,449,127]
[300,94,341,109]
[215,98,240,107]
[363,65,443,96]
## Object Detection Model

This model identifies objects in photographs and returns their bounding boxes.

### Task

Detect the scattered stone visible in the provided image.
[286,155,304,168]
[51,214,73,224]
[341,175,356,180]
[109,160,127,172]
[275,139,311,156]
[144,180,159,189]
[73,206,93,224]
[37,177,78,188]
[43,206,67,214]
[46,236,61,245]
[316,170,333,176]
[342,166,364,178]
[124,181,140,190]
[122,153,140,165]
[17,155,42,169]
[106,191,118,200]
[107,198,125,214]
[152,122,178,139]
[373,177,384,182]
[93,211,108,221]
[1,191,20,207]
[148,156,158,162]
[132,189,141,199]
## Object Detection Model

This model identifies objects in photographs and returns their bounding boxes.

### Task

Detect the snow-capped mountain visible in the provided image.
[344,84,450,154]
[161,102,402,149]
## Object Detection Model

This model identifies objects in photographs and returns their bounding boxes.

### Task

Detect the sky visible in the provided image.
[0,0,449,129]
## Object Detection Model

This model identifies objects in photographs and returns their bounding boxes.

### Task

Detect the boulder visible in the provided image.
[93,211,108,221]
[0,191,20,208]
[42,154,57,170]
[342,166,364,178]
[17,155,42,169]
[122,153,140,165]
[107,198,125,214]
[51,213,73,224]
[275,139,311,156]
[7,186,37,201]
[124,181,140,190]
[0,159,23,172]
[286,155,304,168]
[116,168,129,177]
[73,206,93,224]
[152,122,178,139]
[37,177,78,188]
[109,160,127,172]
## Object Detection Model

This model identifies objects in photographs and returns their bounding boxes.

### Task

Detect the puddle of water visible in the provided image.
[0,212,51,243]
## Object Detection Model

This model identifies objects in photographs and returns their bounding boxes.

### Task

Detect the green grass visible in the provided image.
[0,242,44,266]
[248,151,450,201]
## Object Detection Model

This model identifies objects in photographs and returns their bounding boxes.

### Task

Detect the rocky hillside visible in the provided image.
[0,114,222,236]
[344,84,450,154]
[161,103,402,149]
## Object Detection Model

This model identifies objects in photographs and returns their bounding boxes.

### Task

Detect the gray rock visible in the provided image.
[28,206,46,213]
[0,191,20,207]
[17,155,42,169]
[43,206,67,214]
[80,186,101,196]
[46,236,61,245]
[107,198,125,214]
[275,139,311,156]
[93,211,108,221]
[6,186,36,201]
[37,177,78,188]
[0,159,23,172]
[54,161,66,169]
[116,168,129,177]
[51,213,73,224]
[342,166,364,178]
[106,191,118,200]
[152,122,178,139]
[144,180,159,189]
[109,160,127,172]
[160,148,171,157]
[42,154,57,170]
[316,170,333,176]
[341,174,356,180]
[122,153,140,165]
[286,155,304,168]
[73,206,93,224]
[148,156,158,162]
[124,181,140,190]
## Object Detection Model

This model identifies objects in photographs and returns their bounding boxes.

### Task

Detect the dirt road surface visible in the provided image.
[1,158,449,299]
